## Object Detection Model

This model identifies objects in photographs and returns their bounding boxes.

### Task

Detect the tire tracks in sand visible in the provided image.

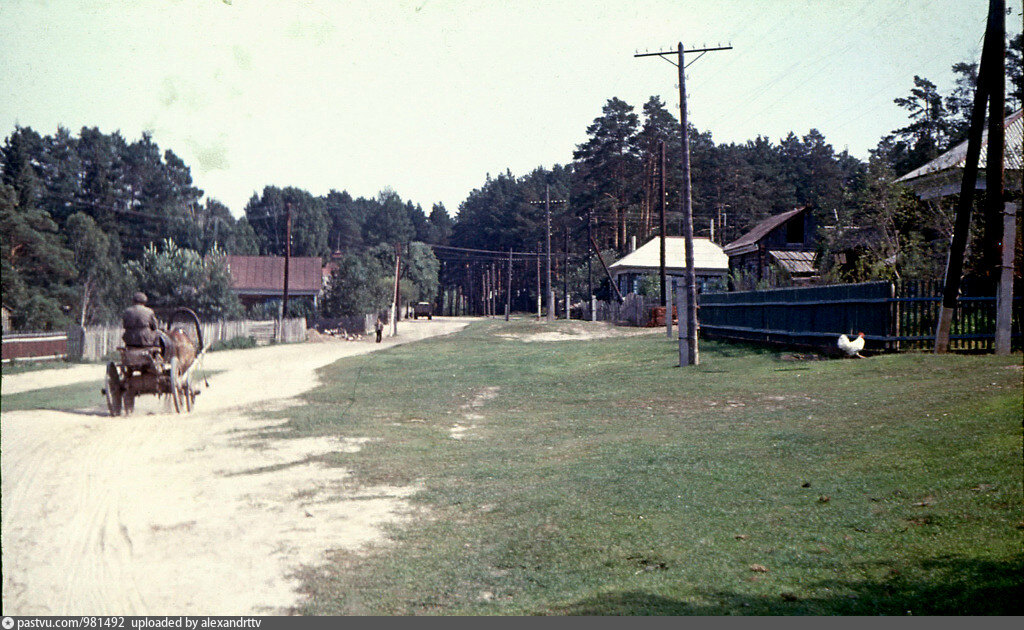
[1,319,468,615]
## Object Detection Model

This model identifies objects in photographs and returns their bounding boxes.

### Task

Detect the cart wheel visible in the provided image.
[104,362,122,417]
[169,357,182,414]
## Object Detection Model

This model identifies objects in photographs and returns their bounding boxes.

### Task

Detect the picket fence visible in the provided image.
[66,317,307,362]
[589,294,656,327]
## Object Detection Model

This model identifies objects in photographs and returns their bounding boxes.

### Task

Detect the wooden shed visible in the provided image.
[723,207,819,287]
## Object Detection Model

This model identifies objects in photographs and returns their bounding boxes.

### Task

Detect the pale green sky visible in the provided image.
[1,0,1019,217]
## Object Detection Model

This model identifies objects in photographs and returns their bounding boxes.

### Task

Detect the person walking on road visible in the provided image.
[375,314,384,343]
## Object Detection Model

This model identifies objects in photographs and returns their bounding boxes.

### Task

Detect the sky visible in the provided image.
[2,0,1021,219]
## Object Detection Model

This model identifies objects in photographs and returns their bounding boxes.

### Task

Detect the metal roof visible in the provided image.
[768,250,818,275]
[608,236,728,274]
[896,108,1023,185]
[225,256,323,295]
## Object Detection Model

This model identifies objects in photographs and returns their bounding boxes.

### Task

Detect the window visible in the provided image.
[785,217,804,244]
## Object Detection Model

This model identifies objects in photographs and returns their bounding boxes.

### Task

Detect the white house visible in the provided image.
[608,236,729,296]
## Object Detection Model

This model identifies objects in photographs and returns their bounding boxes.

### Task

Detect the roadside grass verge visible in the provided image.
[3,370,221,412]
[267,319,1022,615]
[2,379,105,412]
[1,359,79,375]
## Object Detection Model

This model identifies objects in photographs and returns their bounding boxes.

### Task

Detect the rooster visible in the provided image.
[837,332,865,358]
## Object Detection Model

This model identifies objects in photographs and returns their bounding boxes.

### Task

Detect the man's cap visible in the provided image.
[132,292,148,304]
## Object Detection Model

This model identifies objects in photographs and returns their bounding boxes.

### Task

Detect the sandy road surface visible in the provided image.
[1,318,469,616]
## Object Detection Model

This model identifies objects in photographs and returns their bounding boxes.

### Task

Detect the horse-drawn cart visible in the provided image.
[102,308,208,416]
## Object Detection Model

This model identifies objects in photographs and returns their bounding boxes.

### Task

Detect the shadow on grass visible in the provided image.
[547,556,1024,615]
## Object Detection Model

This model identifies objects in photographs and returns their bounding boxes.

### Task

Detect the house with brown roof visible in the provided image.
[723,207,819,288]
[225,256,323,309]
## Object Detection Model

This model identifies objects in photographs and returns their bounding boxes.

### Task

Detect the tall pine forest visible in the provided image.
[2,34,1021,331]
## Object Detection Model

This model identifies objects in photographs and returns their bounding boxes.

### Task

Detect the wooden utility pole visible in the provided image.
[935,0,1000,353]
[390,243,401,337]
[659,140,668,308]
[529,189,567,322]
[985,0,1011,355]
[994,202,1017,354]
[506,249,513,321]
[677,43,698,365]
[563,227,570,319]
[536,242,542,319]
[588,209,595,321]
[545,186,553,321]
[636,42,731,366]
[492,263,498,317]
[278,202,292,342]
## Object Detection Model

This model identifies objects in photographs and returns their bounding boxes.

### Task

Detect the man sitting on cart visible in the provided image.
[122,292,178,365]
[123,292,159,347]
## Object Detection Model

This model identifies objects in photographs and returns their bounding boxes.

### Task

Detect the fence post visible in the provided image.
[995,201,1017,355]
[66,325,84,361]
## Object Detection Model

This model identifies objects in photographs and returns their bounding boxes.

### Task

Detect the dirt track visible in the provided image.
[1,318,469,615]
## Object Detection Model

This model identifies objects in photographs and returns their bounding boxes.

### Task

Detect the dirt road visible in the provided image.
[1,318,469,615]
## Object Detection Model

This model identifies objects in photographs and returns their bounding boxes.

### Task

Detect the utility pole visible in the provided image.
[546,186,553,322]
[390,243,401,337]
[636,41,731,366]
[529,187,567,322]
[506,248,513,321]
[279,202,292,342]
[536,242,542,319]
[587,209,595,321]
[563,227,572,319]
[984,0,1011,355]
[659,139,667,308]
[491,263,498,317]
[935,0,1000,353]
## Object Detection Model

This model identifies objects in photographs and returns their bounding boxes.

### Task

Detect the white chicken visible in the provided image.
[837,332,865,358]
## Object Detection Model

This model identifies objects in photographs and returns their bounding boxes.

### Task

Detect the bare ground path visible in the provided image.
[1,318,470,615]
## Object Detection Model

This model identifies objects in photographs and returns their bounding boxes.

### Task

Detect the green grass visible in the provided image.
[210,335,258,352]
[3,369,222,413]
[268,320,1023,614]
[1,358,79,375]
[3,379,105,412]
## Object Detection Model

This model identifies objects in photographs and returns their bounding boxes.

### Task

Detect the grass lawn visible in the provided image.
[1,359,80,375]
[269,319,1021,615]
[3,379,106,412]
[3,370,221,413]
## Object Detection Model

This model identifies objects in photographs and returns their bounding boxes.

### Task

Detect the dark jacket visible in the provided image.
[123,304,159,347]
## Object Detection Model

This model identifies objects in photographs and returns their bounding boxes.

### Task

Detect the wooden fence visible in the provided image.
[66,317,307,362]
[699,280,1022,353]
[2,331,68,362]
[590,294,657,327]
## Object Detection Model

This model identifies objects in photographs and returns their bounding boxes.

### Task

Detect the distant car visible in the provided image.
[413,302,433,320]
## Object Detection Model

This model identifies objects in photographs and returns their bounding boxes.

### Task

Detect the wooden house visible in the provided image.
[225,255,323,309]
[896,108,1023,199]
[608,236,729,296]
[723,207,819,287]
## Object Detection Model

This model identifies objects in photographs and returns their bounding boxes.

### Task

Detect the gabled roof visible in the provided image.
[608,237,728,273]
[896,108,1023,185]
[225,256,323,295]
[723,207,807,254]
